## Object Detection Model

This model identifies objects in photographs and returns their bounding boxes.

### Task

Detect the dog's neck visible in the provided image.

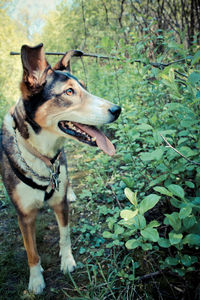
[13,98,65,158]
[27,126,65,158]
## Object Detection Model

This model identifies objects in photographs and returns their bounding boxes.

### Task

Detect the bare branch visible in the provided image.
[160,134,200,166]
[136,271,162,281]
[10,51,191,70]
[81,0,87,49]
[119,0,125,28]
[101,0,109,25]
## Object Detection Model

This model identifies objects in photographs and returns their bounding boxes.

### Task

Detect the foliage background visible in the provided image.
[0,0,200,299]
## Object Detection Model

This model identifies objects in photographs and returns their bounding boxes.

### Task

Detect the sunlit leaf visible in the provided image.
[139,194,161,215]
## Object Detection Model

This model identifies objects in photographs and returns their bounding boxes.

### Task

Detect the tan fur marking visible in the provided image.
[52,199,69,227]
[18,209,40,267]
[34,101,52,127]
[9,105,15,115]
[20,82,31,99]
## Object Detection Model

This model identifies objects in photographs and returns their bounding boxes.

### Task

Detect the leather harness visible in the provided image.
[3,115,63,201]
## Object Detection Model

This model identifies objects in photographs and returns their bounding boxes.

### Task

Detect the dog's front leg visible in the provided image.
[18,210,45,294]
[52,200,76,273]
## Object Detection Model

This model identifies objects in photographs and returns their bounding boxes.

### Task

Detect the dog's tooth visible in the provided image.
[68,122,73,128]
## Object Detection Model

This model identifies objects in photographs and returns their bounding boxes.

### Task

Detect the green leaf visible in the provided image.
[108,218,115,231]
[179,206,192,219]
[113,239,122,246]
[179,146,196,157]
[183,216,196,229]
[79,247,86,254]
[158,238,171,248]
[125,239,141,249]
[114,225,124,235]
[183,234,200,246]
[181,255,193,267]
[140,149,163,162]
[147,220,160,228]
[185,181,195,188]
[165,257,179,266]
[170,198,182,208]
[130,215,146,229]
[153,186,172,196]
[168,184,185,199]
[188,71,200,85]
[196,90,200,98]
[174,269,185,276]
[141,227,159,242]
[141,243,153,251]
[149,174,168,187]
[124,188,137,206]
[139,194,161,215]
[165,212,181,232]
[103,231,113,238]
[169,232,183,245]
[136,123,153,131]
[191,50,200,66]
[120,209,138,220]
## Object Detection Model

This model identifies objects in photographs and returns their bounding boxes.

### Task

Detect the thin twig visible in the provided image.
[81,0,87,49]
[10,51,121,60]
[135,271,162,281]
[80,56,88,88]
[10,51,191,70]
[107,184,123,209]
[160,134,200,166]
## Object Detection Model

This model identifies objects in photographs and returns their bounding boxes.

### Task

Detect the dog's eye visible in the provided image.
[65,88,74,96]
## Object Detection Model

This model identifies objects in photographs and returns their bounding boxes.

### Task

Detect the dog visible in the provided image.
[0,43,121,294]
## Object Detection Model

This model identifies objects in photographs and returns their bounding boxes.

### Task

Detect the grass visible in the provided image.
[0,143,199,300]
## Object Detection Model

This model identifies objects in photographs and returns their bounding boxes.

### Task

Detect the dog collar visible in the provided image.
[20,138,62,192]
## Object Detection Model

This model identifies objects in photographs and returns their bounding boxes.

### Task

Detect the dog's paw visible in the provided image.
[67,184,77,202]
[28,263,45,295]
[61,254,76,274]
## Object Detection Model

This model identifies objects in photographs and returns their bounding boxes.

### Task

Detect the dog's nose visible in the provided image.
[109,105,121,120]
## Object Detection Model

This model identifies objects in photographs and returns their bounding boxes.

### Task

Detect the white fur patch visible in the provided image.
[67,183,76,202]
[58,225,76,273]
[15,181,44,212]
[28,262,45,295]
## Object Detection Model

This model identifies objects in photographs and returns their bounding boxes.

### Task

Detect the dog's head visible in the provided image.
[19,43,121,156]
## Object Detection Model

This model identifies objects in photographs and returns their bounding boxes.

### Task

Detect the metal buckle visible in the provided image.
[49,160,60,191]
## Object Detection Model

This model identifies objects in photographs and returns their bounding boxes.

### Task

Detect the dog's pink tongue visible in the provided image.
[74,123,116,156]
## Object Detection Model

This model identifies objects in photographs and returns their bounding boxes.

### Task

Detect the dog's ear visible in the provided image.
[21,43,50,90]
[79,79,87,89]
[53,50,83,72]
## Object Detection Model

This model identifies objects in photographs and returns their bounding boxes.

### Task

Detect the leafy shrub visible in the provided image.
[76,35,200,288]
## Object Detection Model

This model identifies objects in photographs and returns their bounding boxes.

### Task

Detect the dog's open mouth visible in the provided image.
[58,121,115,156]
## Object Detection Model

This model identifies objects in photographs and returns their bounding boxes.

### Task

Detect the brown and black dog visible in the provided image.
[0,44,121,294]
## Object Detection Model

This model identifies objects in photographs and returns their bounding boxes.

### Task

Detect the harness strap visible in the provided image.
[19,138,62,196]
[20,138,61,168]
[3,131,62,201]
[5,149,61,201]
[5,152,48,191]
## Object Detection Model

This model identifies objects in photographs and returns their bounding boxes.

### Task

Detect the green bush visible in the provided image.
[77,34,200,286]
